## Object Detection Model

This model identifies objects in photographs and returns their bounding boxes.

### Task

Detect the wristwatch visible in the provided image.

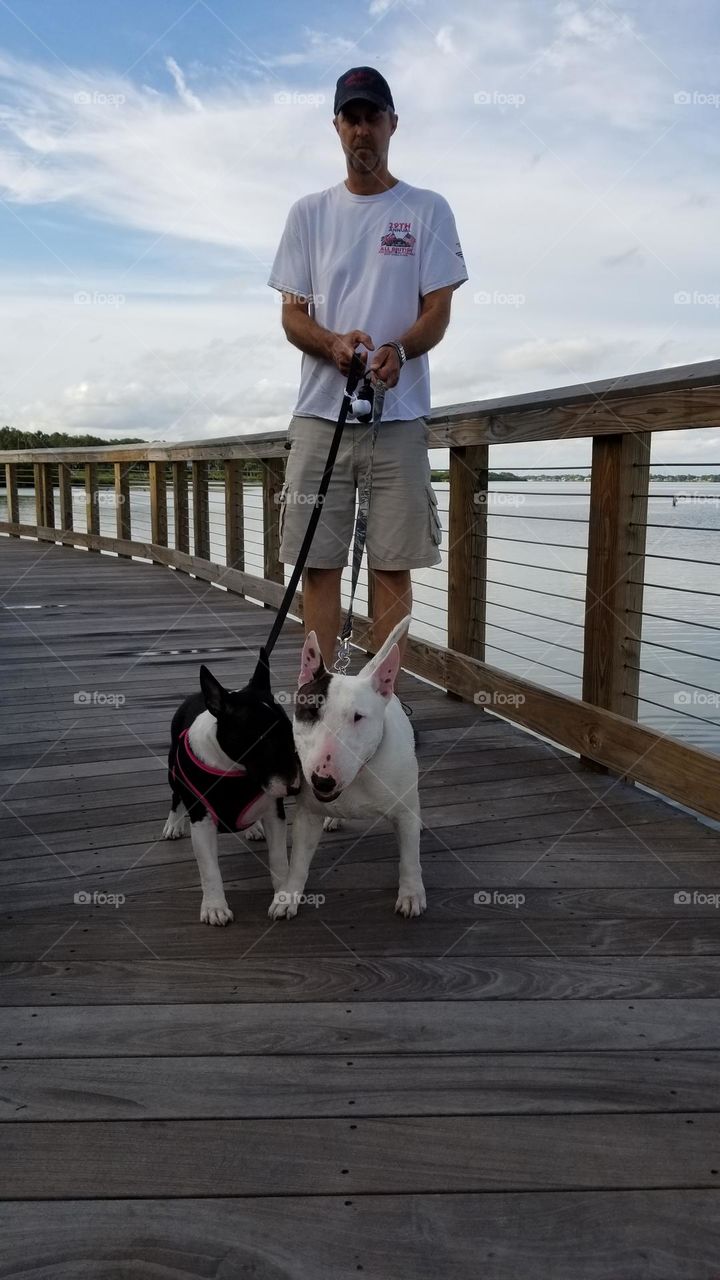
[384,340,406,367]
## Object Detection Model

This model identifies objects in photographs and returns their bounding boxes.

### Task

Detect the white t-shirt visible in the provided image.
[268,179,468,421]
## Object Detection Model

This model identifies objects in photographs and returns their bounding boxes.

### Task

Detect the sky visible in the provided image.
[0,0,718,467]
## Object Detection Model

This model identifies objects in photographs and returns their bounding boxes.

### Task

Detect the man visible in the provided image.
[268,65,468,671]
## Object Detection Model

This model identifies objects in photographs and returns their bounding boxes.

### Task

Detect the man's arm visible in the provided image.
[280,293,374,375]
[369,285,454,388]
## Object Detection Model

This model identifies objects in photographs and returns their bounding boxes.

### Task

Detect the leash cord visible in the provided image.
[263,353,366,660]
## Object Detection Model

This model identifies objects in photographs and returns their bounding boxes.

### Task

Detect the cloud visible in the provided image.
[165,57,203,112]
[0,0,716,460]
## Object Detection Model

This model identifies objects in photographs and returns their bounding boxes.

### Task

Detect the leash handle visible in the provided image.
[263,353,366,660]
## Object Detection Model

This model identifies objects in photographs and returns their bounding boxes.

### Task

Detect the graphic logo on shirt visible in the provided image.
[379,220,416,256]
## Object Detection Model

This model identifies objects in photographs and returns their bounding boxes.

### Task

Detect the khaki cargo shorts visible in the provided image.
[278,414,442,571]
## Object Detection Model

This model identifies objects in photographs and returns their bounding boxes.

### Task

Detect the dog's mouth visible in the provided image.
[312,787,342,803]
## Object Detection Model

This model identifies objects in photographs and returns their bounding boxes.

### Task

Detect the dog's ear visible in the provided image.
[250,647,271,692]
[200,664,225,717]
[298,631,326,689]
[368,642,401,700]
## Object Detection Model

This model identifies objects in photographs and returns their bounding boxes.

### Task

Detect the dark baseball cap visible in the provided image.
[334,66,394,115]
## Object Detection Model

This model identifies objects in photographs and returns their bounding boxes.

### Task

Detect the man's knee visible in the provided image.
[305,566,343,586]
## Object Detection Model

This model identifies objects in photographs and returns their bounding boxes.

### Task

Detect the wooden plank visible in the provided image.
[148,461,167,547]
[171,460,189,553]
[113,462,131,556]
[224,459,244,571]
[1,1192,720,1280]
[56,463,73,532]
[448,443,487,662]
[3,1050,719,1121]
[3,463,19,528]
[3,1000,720,1056]
[2,359,720,461]
[4,1113,720,1196]
[191,461,209,560]
[84,462,99,544]
[583,433,650,755]
[262,455,284,596]
[5,955,720,1005]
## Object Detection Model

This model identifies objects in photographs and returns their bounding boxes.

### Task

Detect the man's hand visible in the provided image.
[369,344,402,389]
[329,330,374,375]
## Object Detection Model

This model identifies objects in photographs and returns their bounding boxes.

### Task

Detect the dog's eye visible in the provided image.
[354,713,364,723]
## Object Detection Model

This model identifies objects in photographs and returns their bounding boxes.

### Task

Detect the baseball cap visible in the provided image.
[334,66,395,116]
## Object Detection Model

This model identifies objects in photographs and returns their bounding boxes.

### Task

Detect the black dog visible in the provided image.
[162,651,300,925]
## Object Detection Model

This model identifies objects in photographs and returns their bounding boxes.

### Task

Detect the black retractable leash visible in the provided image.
[263,353,384,664]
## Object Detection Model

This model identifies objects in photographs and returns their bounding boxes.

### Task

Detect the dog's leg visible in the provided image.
[264,798,290,891]
[391,806,426,918]
[191,813,234,926]
[323,815,343,832]
[268,807,325,920]
[162,795,190,840]
[244,819,265,841]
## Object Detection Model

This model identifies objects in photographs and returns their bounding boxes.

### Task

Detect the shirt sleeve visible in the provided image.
[419,195,469,296]
[267,200,312,298]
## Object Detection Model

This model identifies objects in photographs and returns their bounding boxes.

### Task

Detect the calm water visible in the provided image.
[7,479,720,752]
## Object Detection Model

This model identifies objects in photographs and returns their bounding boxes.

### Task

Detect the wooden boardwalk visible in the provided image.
[2,536,720,1278]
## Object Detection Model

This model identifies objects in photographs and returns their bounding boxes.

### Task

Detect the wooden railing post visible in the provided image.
[192,462,210,560]
[448,444,488,679]
[85,463,99,547]
[114,463,131,555]
[262,457,284,605]
[224,461,245,572]
[149,462,167,549]
[34,462,55,538]
[582,432,650,767]
[172,462,189,554]
[5,463,19,532]
[57,463,73,533]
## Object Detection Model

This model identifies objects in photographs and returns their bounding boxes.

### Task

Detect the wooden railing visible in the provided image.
[2,357,720,821]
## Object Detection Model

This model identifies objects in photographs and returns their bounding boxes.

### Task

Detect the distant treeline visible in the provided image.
[0,427,145,451]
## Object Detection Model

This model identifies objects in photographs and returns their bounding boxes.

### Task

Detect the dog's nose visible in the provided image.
[311,772,337,794]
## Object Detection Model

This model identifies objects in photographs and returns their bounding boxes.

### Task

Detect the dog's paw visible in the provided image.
[323,816,343,831]
[268,889,299,921]
[200,899,234,926]
[244,820,265,841]
[162,811,190,840]
[395,885,427,919]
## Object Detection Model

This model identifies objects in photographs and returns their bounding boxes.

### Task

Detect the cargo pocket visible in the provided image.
[426,484,442,546]
[278,479,290,544]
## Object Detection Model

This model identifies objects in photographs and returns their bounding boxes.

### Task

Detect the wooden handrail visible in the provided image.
[1,356,718,823]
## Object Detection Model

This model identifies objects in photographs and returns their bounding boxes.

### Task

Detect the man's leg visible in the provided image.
[303,566,343,667]
[372,569,412,664]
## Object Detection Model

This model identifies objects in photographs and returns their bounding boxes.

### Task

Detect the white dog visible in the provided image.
[269,615,426,921]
